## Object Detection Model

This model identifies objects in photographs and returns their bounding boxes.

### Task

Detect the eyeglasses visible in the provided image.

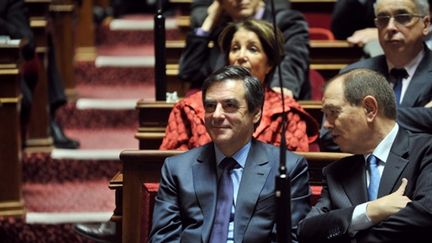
[374,13,424,29]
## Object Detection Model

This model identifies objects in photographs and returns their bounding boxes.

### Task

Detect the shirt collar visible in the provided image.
[386,49,424,78]
[254,6,265,20]
[364,123,399,164]
[214,141,251,169]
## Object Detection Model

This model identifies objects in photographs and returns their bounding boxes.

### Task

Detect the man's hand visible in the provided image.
[272,87,293,98]
[366,178,412,224]
[201,0,223,32]
[347,28,379,47]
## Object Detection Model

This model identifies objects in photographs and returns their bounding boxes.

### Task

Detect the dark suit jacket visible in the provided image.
[179,4,310,99]
[319,48,432,152]
[331,0,376,40]
[150,140,311,243]
[299,128,432,243]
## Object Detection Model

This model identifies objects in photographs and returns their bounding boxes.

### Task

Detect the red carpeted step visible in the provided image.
[76,83,155,100]
[96,14,183,46]
[0,217,94,243]
[64,127,139,150]
[23,152,122,183]
[75,61,155,85]
[23,179,114,213]
[56,103,139,129]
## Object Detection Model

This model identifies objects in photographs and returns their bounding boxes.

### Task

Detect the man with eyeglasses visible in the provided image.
[320,0,432,152]
[331,0,432,56]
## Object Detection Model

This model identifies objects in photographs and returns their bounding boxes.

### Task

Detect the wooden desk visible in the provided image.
[25,0,53,148]
[165,39,360,66]
[50,0,77,99]
[135,100,323,149]
[120,149,350,243]
[0,42,25,217]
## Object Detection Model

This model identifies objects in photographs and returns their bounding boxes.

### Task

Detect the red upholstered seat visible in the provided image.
[309,27,335,40]
[141,183,160,243]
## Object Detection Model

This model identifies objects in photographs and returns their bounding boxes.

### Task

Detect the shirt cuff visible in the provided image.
[349,202,375,235]
[194,28,210,37]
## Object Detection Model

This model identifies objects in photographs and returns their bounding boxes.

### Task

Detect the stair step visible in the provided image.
[23,151,122,183]
[96,15,183,46]
[23,180,114,214]
[61,128,138,150]
[76,83,155,100]
[75,61,155,85]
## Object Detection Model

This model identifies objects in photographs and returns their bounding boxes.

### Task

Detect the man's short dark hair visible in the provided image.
[202,65,264,114]
[335,68,397,119]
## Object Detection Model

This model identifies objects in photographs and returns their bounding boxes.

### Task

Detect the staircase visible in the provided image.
[0,12,176,242]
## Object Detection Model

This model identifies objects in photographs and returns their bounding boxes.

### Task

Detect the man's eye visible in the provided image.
[395,14,413,24]
[205,103,216,112]
[223,102,238,113]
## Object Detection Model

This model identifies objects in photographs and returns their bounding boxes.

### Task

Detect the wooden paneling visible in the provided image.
[0,42,25,217]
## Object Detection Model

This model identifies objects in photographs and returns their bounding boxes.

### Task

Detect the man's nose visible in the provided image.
[212,104,225,118]
[323,117,333,129]
[386,17,398,30]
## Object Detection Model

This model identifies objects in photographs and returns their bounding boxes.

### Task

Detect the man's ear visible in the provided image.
[363,95,378,121]
[253,109,262,124]
[422,16,430,36]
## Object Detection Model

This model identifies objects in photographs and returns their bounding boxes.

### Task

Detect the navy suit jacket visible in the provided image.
[299,128,432,243]
[150,140,311,243]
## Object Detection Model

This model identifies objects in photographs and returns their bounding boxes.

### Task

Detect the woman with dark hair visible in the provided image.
[160,19,319,152]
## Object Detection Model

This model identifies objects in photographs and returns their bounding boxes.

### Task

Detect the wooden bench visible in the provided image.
[119,149,351,243]
[50,0,77,99]
[0,41,26,217]
[25,0,53,149]
[171,0,336,30]
[164,40,360,88]
[135,100,323,149]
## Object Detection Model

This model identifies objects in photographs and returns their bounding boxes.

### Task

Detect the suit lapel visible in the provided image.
[378,129,410,196]
[401,48,432,107]
[234,141,272,242]
[192,144,218,242]
[342,155,369,205]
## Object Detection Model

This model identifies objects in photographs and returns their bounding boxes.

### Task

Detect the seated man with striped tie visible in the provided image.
[298,69,432,243]
[149,65,311,243]
[320,0,432,152]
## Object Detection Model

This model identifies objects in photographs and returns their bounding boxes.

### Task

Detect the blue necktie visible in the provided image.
[209,157,238,243]
[367,155,381,201]
[390,68,408,105]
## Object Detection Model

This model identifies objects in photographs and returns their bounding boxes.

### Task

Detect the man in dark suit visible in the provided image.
[179,0,310,100]
[331,0,432,56]
[298,69,432,243]
[150,65,311,242]
[320,0,432,151]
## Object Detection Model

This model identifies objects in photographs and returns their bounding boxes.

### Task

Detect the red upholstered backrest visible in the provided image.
[309,68,325,101]
[141,183,160,243]
[304,13,332,30]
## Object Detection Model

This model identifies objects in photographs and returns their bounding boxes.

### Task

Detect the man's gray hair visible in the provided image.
[374,0,430,16]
